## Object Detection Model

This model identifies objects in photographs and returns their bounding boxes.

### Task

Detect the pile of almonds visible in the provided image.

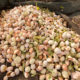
[0,5,80,80]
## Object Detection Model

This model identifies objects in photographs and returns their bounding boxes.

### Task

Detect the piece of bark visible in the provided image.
[69,11,80,28]
[60,13,80,34]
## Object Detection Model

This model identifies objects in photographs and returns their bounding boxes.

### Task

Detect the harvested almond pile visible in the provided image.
[0,5,80,80]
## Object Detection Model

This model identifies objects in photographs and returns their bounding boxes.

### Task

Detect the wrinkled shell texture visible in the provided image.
[0,5,80,80]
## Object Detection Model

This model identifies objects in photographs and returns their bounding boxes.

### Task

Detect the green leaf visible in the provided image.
[48,48,53,56]
[21,50,26,54]
[34,47,39,58]
[36,2,40,10]
[49,77,53,80]
[60,6,64,9]
[22,62,25,72]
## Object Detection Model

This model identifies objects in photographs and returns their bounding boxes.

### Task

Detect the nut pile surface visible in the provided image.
[0,5,80,80]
